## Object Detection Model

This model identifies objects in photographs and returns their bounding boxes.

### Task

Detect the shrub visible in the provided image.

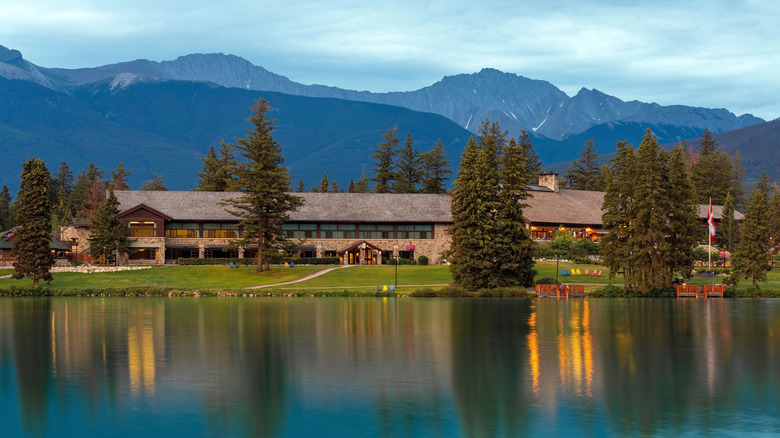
[417,255,429,266]
[535,277,558,284]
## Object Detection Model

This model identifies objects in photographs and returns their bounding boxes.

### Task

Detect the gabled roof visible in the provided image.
[115,191,453,223]
[117,203,173,221]
[0,227,70,251]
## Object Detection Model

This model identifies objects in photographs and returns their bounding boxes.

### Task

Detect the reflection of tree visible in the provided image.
[12,298,53,437]
[451,299,533,437]
[163,300,290,438]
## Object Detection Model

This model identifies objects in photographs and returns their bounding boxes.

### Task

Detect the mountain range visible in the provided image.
[1,44,776,191]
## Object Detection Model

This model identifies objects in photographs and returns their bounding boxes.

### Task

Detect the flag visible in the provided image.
[707,198,716,244]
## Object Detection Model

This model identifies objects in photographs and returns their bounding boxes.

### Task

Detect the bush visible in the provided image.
[475,287,528,298]
[417,255,429,266]
[535,277,558,284]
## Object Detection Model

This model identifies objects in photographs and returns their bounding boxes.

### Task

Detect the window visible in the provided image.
[203,223,239,238]
[397,224,433,239]
[165,223,199,238]
[128,222,156,237]
[321,223,355,239]
[281,223,317,239]
[358,224,393,239]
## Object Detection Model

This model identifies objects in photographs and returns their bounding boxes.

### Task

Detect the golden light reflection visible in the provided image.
[527,310,540,397]
[128,316,156,397]
[615,332,636,375]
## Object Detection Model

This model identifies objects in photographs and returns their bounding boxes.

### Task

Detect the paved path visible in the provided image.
[246,265,356,289]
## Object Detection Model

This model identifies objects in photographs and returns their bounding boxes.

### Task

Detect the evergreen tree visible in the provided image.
[50,161,74,222]
[140,173,168,191]
[222,98,304,272]
[629,129,671,292]
[517,131,542,185]
[88,187,131,266]
[690,129,733,204]
[330,180,342,193]
[354,169,371,193]
[109,163,131,191]
[320,173,329,193]
[371,128,399,193]
[564,139,603,190]
[420,140,451,194]
[733,173,772,288]
[197,141,237,191]
[348,179,356,193]
[0,185,14,230]
[601,141,637,288]
[449,121,506,290]
[665,145,699,280]
[721,191,739,252]
[80,176,106,221]
[394,133,422,193]
[71,163,102,220]
[494,133,536,287]
[296,178,306,193]
[11,158,54,287]
[197,145,223,190]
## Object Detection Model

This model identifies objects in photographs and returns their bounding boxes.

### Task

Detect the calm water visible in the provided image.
[1,297,778,437]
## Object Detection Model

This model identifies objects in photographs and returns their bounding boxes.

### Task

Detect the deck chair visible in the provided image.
[390,285,395,292]
[585,269,589,276]
[229,262,235,268]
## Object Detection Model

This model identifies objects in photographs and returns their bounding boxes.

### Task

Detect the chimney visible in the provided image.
[538,172,559,192]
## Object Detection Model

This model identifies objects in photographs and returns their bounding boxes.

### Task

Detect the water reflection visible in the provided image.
[0,298,778,437]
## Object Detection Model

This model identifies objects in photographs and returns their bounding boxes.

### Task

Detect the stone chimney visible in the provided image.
[538,172,559,192]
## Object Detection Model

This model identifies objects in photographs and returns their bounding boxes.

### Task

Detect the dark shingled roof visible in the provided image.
[115,191,453,223]
[114,190,741,226]
[523,189,605,225]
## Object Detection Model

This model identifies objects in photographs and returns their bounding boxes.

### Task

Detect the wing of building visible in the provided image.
[60,173,740,265]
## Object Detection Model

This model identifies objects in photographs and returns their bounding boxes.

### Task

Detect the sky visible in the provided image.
[2,0,780,120]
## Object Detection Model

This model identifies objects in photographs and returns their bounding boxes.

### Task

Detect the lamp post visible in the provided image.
[393,249,399,288]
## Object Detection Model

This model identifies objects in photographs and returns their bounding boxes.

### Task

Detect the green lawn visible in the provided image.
[0,265,327,290]
[283,265,452,290]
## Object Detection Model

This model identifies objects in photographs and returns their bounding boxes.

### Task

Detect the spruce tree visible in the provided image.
[495,134,535,287]
[733,173,772,288]
[320,173,329,193]
[348,179,356,193]
[601,141,637,288]
[690,129,733,204]
[222,98,304,272]
[80,176,106,220]
[0,185,14,230]
[12,158,54,287]
[71,163,102,220]
[355,169,371,193]
[564,139,603,190]
[517,131,542,185]
[371,128,399,193]
[109,163,131,191]
[140,173,168,191]
[296,178,306,193]
[449,121,505,290]
[420,140,451,194]
[721,191,739,252]
[394,133,422,193]
[88,187,131,266]
[665,145,699,280]
[197,145,223,190]
[629,129,671,292]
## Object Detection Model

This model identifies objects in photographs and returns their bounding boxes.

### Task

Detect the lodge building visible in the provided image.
[60,173,739,265]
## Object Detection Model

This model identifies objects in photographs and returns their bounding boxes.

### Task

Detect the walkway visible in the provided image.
[246,265,355,289]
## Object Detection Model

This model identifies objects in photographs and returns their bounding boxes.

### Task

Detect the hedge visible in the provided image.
[176,257,340,266]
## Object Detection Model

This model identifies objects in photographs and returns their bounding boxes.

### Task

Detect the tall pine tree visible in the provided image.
[665,145,699,280]
[12,158,54,287]
[601,141,637,288]
[88,187,131,266]
[371,128,399,193]
[394,133,422,193]
[733,173,772,288]
[222,98,304,272]
[420,140,451,194]
[565,139,603,190]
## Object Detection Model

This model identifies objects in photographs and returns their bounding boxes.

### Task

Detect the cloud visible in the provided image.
[1,0,779,118]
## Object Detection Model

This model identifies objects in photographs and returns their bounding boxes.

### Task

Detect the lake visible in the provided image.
[1,297,778,437]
